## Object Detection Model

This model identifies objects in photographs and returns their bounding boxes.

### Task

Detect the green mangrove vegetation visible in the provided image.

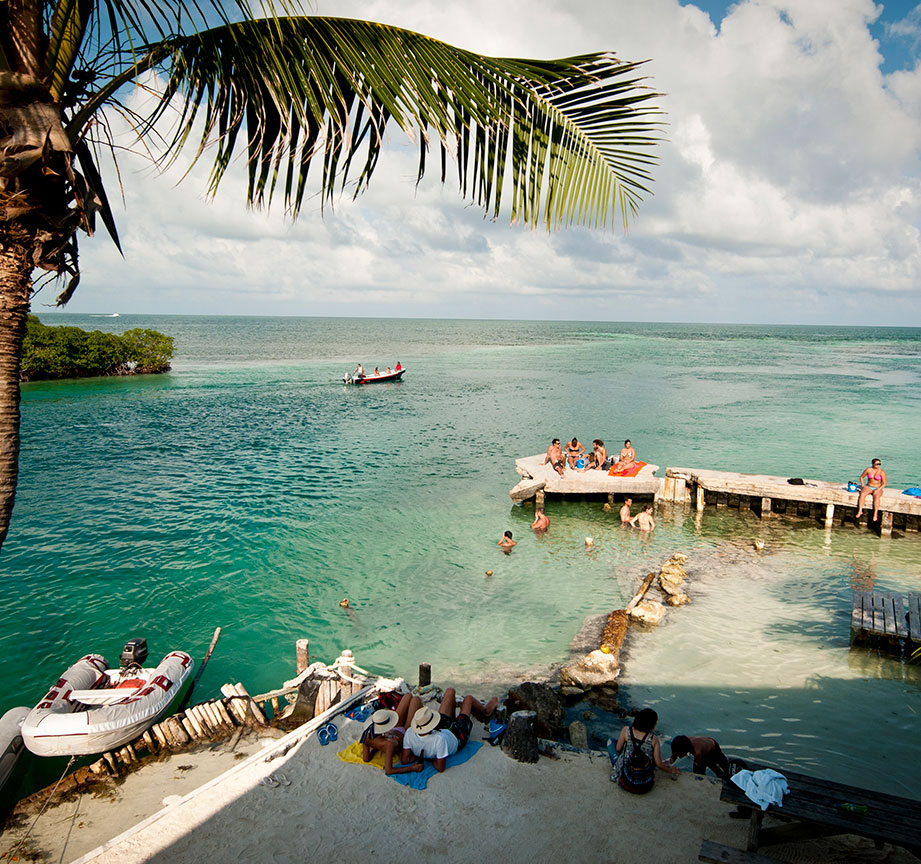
[21,316,174,382]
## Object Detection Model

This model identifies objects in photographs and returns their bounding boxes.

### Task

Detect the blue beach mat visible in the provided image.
[902,487,921,498]
[389,741,483,790]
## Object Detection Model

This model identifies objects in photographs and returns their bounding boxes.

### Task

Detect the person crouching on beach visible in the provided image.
[401,688,497,773]
[360,694,424,775]
[666,735,746,781]
[631,504,656,532]
[609,708,679,793]
[498,530,516,550]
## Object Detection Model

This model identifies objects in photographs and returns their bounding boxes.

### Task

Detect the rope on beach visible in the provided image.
[3,755,75,861]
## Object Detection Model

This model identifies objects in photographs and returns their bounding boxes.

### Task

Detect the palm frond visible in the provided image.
[149,16,664,229]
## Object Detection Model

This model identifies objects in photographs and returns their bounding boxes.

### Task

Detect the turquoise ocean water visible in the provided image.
[3,315,920,798]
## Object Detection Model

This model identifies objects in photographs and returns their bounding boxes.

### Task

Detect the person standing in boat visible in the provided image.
[395,361,402,371]
[353,363,365,381]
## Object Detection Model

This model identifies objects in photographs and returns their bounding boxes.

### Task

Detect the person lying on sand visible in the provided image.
[631,504,655,532]
[361,695,425,774]
[401,688,497,773]
[543,438,565,477]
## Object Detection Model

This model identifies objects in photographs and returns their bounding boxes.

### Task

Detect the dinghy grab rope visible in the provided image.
[3,755,76,861]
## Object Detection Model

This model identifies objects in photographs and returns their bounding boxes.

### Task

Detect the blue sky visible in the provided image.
[55,0,921,325]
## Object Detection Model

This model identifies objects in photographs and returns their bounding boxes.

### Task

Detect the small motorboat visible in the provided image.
[343,368,406,385]
[21,638,194,757]
[0,706,30,794]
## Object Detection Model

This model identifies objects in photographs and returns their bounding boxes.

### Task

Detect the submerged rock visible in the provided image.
[559,649,621,689]
[628,599,667,627]
[568,720,588,750]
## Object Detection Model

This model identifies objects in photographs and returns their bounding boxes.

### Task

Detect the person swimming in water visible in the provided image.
[631,504,655,532]
[620,498,633,524]
[498,530,516,550]
[531,507,550,532]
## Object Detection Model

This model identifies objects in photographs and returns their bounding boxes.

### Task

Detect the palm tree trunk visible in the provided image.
[0,221,33,550]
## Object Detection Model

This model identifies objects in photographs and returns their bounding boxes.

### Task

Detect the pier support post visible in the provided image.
[696,485,705,512]
[824,504,835,529]
[535,489,545,508]
[418,662,431,689]
[296,639,310,674]
[674,478,687,504]
[881,511,893,537]
[760,498,772,519]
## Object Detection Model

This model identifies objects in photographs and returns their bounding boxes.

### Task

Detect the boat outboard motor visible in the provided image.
[120,637,148,670]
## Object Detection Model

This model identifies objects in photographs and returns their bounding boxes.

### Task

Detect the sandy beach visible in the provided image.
[6,708,916,864]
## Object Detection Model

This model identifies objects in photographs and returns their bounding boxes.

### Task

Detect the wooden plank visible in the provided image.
[871,594,886,635]
[698,839,781,864]
[908,594,921,643]
[884,594,898,637]
[851,592,867,633]
[892,595,907,639]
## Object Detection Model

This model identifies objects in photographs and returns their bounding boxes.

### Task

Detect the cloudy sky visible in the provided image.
[48,0,921,325]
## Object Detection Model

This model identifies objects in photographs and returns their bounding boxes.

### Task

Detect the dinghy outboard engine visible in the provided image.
[120,637,148,670]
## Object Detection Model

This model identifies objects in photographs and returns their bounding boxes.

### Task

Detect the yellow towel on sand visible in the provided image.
[338,739,386,770]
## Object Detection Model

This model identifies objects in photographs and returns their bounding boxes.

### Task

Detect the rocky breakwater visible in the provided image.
[559,554,692,708]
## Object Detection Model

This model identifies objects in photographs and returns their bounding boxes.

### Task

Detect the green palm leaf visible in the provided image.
[146,16,664,229]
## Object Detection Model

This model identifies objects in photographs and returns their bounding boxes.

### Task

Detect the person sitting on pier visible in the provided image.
[592,439,607,470]
[360,694,424,775]
[666,735,746,781]
[498,530,516,550]
[855,458,887,522]
[620,498,633,524]
[631,504,656,532]
[401,688,498,773]
[565,437,586,469]
[531,507,550,532]
[543,439,565,477]
[612,440,636,473]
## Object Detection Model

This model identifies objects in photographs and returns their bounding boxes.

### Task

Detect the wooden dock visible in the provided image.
[851,591,921,647]
[665,467,921,536]
[509,459,921,537]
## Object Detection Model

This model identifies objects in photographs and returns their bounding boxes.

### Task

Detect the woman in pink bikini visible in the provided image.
[856,458,887,522]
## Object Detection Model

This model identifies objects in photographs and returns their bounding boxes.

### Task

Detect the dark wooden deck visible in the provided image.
[851,591,921,645]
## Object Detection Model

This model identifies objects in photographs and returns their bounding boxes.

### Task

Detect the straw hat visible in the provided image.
[411,706,441,735]
[367,709,399,736]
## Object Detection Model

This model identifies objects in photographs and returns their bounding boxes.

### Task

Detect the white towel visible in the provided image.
[731,768,789,811]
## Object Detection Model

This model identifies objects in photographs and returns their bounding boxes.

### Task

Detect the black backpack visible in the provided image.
[618,729,655,794]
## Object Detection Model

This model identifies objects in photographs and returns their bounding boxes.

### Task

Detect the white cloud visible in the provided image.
[63,0,921,324]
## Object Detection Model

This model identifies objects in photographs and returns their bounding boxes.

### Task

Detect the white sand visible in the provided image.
[6,714,910,864]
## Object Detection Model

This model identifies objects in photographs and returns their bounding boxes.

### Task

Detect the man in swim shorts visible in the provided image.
[531,507,550,532]
[620,498,633,524]
[543,439,565,477]
[401,688,497,773]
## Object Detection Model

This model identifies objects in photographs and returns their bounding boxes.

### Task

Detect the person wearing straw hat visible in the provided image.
[401,687,498,773]
[360,693,423,775]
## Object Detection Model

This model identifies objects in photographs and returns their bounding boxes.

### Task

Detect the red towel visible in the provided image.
[609,460,646,478]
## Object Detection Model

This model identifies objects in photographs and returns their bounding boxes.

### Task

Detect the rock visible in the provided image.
[585,537,593,547]
[665,592,691,606]
[506,682,565,739]
[582,710,594,721]
[559,685,585,699]
[559,649,621,689]
[753,539,765,552]
[628,599,667,627]
[659,560,687,583]
[671,552,689,563]
[602,502,612,512]
[568,720,588,750]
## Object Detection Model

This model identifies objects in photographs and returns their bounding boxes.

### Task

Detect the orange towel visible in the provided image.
[609,460,646,478]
